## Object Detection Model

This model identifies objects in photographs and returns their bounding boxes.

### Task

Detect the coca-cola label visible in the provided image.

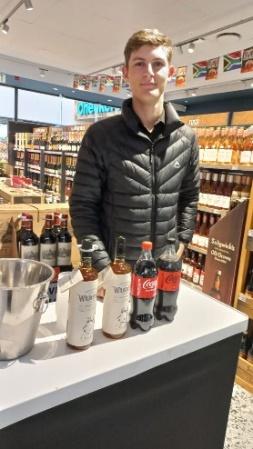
[157,270,181,292]
[131,274,158,299]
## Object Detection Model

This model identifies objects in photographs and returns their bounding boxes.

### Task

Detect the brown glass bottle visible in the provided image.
[208,270,222,300]
[102,236,132,339]
[67,239,98,350]
[198,213,209,248]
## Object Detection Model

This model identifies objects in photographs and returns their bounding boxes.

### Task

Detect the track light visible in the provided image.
[24,0,33,11]
[0,20,9,34]
[188,42,195,54]
[0,1,34,35]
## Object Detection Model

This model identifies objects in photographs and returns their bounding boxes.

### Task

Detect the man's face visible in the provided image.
[123,45,171,104]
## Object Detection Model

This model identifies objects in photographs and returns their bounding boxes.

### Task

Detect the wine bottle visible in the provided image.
[40,215,57,267]
[57,214,72,271]
[20,217,39,261]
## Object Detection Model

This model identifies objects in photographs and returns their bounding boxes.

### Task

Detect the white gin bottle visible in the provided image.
[66,239,98,350]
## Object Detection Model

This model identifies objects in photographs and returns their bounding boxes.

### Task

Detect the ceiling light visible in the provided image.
[0,20,9,34]
[24,0,33,11]
[177,45,184,55]
[39,68,47,78]
[107,99,112,102]
[188,42,195,54]
[216,32,241,41]
[52,87,58,91]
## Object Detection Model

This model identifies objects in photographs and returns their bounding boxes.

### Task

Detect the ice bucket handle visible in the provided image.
[33,293,49,314]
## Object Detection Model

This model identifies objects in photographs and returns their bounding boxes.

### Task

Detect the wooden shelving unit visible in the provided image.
[188,243,208,255]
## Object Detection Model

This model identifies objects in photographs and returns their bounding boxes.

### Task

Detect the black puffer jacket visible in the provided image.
[70,99,199,270]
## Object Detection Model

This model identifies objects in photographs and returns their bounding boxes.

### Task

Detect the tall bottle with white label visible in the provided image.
[67,239,98,350]
[102,236,132,339]
[40,214,57,267]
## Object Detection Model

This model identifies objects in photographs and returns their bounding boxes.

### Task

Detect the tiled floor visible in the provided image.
[224,383,253,449]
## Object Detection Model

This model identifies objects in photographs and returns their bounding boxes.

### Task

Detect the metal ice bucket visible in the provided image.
[0,258,54,360]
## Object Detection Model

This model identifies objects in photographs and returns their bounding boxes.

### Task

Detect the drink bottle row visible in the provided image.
[17,212,72,272]
[192,211,218,248]
[181,249,206,288]
[199,170,251,210]
[66,238,182,350]
[195,126,253,165]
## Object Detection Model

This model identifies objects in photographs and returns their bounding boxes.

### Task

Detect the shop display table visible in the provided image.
[0,283,248,449]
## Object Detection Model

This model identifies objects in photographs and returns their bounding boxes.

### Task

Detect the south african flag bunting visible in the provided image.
[193,61,207,78]
[223,51,242,72]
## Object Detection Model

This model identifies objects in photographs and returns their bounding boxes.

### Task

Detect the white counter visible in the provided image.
[0,283,248,430]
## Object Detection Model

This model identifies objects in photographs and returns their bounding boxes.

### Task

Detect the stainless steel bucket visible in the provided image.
[0,258,54,360]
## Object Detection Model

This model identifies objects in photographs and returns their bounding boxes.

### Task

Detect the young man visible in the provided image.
[70,29,199,271]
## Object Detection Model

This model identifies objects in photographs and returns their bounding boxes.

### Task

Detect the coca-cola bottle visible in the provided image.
[130,241,158,331]
[155,238,181,321]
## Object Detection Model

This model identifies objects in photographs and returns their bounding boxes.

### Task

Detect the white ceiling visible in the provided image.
[0,0,253,76]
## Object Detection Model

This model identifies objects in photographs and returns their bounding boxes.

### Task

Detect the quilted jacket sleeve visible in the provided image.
[177,131,199,244]
[69,129,111,271]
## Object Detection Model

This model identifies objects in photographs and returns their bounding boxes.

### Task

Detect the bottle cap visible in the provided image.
[141,241,152,250]
[81,238,93,252]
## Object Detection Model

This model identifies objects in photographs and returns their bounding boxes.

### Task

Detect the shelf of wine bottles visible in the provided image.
[196,126,253,166]
[11,126,88,202]
[181,247,206,289]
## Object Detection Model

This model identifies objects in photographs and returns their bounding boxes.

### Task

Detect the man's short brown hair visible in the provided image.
[124,29,172,66]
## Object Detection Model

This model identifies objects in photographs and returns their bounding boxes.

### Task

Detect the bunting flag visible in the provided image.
[112,75,122,93]
[241,46,253,73]
[205,57,219,80]
[99,75,107,92]
[176,66,187,87]
[223,51,242,72]
[193,61,207,78]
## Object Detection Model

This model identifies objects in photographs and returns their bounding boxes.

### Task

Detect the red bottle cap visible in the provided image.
[141,241,152,250]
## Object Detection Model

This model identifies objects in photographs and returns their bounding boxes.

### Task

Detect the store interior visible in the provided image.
[0,1,253,448]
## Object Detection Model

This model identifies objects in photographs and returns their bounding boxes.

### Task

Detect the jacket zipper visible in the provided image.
[150,142,156,250]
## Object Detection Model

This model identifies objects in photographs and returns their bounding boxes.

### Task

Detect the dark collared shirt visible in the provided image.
[131,106,166,141]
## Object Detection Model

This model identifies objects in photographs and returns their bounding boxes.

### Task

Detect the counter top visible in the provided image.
[0,283,248,429]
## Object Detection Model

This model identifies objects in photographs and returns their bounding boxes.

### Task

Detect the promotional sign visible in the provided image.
[203,201,248,305]
[223,51,242,72]
[176,66,187,87]
[205,57,219,80]
[241,46,253,73]
[193,61,207,78]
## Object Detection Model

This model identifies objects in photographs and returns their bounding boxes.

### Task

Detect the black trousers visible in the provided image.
[0,333,241,449]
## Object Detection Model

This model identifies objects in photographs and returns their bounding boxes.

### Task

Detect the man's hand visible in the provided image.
[177,242,185,259]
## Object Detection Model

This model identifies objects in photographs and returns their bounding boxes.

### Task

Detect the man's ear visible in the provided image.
[122,65,128,80]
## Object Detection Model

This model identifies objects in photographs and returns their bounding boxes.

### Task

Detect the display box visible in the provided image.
[0,183,43,204]
[30,203,80,267]
[0,204,37,258]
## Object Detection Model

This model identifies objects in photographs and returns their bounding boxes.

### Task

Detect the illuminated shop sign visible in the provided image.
[76,101,120,116]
